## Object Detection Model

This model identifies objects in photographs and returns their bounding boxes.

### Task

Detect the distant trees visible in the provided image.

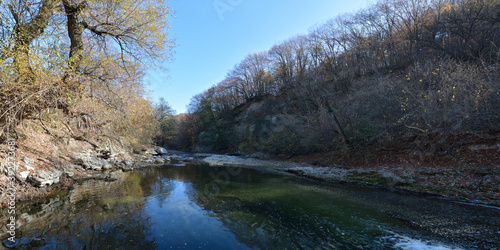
[185,0,499,154]
[0,0,175,149]
[154,98,176,147]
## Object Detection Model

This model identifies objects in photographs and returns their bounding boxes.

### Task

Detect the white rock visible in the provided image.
[24,164,35,171]
[18,171,30,181]
[23,156,34,164]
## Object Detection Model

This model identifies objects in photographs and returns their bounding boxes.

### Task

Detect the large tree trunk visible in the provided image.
[62,0,86,87]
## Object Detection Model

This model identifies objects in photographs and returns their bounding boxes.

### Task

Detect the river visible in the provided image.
[1,164,498,249]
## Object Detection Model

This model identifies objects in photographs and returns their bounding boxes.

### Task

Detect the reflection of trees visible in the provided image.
[1,165,495,249]
[0,171,155,249]
[149,179,175,207]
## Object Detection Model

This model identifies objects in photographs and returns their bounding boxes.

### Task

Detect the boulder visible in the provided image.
[29,171,62,187]
[143,147,157,155]
[153,156,165,164]
[155,147,168,155]
[18,171,30,181]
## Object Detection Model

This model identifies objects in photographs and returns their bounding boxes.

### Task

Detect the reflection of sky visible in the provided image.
[144,180,250,249]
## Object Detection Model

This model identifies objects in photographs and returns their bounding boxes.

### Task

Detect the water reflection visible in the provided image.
[1,171,154,249]
[1,165,498,249]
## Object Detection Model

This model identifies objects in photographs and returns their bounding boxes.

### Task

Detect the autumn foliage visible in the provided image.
[0,0,174,149]
[185,0,499,154]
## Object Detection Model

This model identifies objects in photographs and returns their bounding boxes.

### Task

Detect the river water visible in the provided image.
[1,164,498,249]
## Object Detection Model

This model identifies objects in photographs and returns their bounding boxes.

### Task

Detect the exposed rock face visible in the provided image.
[73,155,109,171]
[83,158,103,171]
[193,96,334,155]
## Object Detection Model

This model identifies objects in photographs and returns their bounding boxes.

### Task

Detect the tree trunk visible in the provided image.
[322,95,349,147]
[62,0,86,87]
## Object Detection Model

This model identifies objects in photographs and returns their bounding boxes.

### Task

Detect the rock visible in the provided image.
[24,164,35,171]
[153,157,165,164]
[65,171,74,178]
[29,171,62,187]
[144,148,157,155]
[121,166,134,172]
[139,147,157,155]
[23,156,34,164]
[74,157,85,166]
[76,157,108,171]
[140,157,155,163]
[122,159,133,167]
[98,158,109,166]
[97,148,113,159]
[20,213,34,224]
[170,155,183,161]
[89,164,102,171]
[65,164,82,171]
[102,164,112,170]
[82,158,102,171]
[155,147,168,155]
[108,159,119,166]
[18,171,30,181]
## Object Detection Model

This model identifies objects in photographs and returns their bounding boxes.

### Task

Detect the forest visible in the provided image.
[0,0,498,158]
[161,0,499,157]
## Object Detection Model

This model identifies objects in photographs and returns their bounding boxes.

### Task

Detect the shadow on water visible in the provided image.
[1,164,499,249]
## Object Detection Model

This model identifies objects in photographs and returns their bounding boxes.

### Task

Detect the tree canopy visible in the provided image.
[0,0,175,148]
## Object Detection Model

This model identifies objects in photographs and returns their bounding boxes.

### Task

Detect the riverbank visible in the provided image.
[1,146,498,208]
[192,152,500,207]
[0,119,498,208]
[0,119,194,207]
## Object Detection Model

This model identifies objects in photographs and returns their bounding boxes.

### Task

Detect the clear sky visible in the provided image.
[146,0,371,114]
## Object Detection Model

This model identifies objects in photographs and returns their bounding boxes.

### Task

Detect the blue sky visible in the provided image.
[146,0,370,114]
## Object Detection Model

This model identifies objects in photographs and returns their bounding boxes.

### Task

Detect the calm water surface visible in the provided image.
[1,164,498,249]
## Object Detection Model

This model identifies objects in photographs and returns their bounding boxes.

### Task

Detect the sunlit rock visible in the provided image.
[155,147,168,155]
[29,171,62,187]
[18,171,30,181]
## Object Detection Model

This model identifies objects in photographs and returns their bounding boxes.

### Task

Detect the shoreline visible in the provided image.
[1,149,498,209]
[192,152,500,208]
